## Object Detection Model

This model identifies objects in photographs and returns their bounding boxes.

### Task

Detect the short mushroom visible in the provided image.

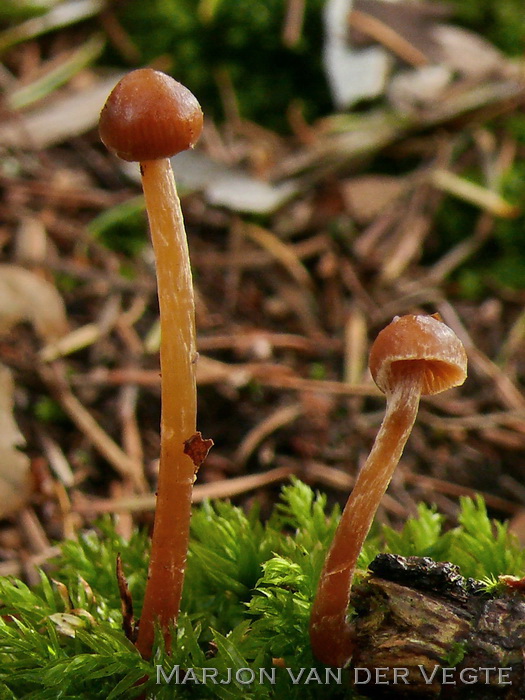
[99,69,204,659]
[309,314,467,667]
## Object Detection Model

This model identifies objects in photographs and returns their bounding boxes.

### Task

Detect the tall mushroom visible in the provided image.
[99,69,204,659]
[310,314,467,667]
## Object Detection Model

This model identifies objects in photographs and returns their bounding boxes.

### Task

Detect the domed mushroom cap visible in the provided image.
[369,314,467,396]
[99,69,203,162]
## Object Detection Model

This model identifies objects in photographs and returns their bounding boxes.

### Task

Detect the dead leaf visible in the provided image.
[48,612,93,638]
[323,0,392,108]
[0,267,67,518]
[0,264,68,342]
[387,65,453,113]
[124,150,299,215]
[341,175,407,224]
[0,74,122,150]
[52,578,72,611]
[432,24,510,80]
[343,0,514,116]
[183,432,214,469]
[0,363,31,518]
[499,575,525,593]
[349,0,451,62]
[116,553,135,642]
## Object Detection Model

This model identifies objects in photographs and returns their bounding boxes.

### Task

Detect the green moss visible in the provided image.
[384,494,525,582]
[88,196,148,257]
[112,0,330,131]
[0,482,523,697]
[33,396,68,424]
[437,0,525,56]
[431,154,525,294]
[456,269,487,301]
[443,641,467,667]
[308,363,327,380]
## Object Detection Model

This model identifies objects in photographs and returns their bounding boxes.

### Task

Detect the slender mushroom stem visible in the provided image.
[134,159,197,659]
[309,370,423,667]
[309,314,467,668]
[98,69,205,659]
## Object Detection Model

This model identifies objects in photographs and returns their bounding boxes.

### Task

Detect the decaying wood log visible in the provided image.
[350,554,525,698]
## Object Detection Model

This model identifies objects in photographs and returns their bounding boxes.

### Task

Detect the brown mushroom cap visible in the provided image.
[99,68,203,162]
[369,314,467,396]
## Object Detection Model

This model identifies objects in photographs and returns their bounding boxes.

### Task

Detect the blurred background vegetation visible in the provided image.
[110,0,524,293]
[0,0,524,547]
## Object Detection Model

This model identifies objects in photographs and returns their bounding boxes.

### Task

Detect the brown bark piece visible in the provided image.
[350,555,525,698]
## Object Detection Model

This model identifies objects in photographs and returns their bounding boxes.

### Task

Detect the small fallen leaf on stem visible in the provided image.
[183,432,214,470]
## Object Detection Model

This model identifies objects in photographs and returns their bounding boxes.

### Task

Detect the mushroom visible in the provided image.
[309,314,467,667]
[99,69,204,659]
